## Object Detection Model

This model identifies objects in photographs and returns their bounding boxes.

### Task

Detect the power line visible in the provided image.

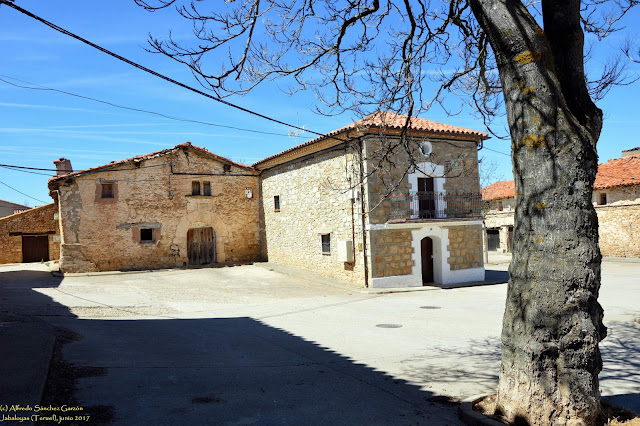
[0,166,52,176]
[482,146,511,156]
[0,75,295,138]
[0,0,323,137]
[0,179,48,204]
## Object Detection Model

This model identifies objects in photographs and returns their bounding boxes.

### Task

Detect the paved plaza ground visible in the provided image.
[0,254,638,425]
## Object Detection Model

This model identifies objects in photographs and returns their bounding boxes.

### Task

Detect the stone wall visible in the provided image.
[593,185,640,205]
[447,225,483,270]
[597,202,640,257]
[261,144,367,286]
[370,229,413,278]
[0,203,60,264]
[363,135,481,225]
[484,188,640,258]
[52,147,261,272]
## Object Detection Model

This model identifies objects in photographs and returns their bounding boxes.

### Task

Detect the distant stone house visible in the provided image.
[482,147,640,257]
[48,143,261,273]
[0,203,60,264]
[0,199,31,218]
[255,112,488,287]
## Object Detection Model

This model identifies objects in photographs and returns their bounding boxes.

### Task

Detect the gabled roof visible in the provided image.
[482,180,515,201]
[252,111,489,170]
[49,142,255,183]
[594,154,640,190]
[482,153,640,201]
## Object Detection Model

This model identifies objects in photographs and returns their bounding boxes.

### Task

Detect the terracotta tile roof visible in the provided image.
[482,180,515,201]
[253,111,489,167]
[482,154,640,200]
[594,154,640,190]
[49,142,255,183]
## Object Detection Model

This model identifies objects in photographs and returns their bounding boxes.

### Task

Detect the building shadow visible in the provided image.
[48,316,461,425]
[1,265,462,425]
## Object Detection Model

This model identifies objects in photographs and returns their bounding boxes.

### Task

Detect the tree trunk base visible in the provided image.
[469,394,640,426]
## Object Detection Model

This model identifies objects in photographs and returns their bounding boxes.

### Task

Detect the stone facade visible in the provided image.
[369,229,413,278]
[50,144,261,272]
[596,202,640,257]
[0,203,60,264]
[363,135,481,225]
[260,144,367,285]
[447,225,483,270]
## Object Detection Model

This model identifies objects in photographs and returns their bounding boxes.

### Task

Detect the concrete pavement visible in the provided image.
[0,254,638,425]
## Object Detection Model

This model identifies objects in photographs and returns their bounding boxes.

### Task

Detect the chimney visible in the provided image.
[53,158,73,176]
[622,147,640,158]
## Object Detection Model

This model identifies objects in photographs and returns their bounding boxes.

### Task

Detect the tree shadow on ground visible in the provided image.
[398,321,640,414]
[600,321,640,413]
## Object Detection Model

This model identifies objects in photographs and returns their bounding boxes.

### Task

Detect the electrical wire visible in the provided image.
[0,75,295,138]
[0,179,48,204]
[0,0,323,137]
[482,146,510,156]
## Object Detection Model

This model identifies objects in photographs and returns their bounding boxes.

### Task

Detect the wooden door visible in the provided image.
[22,235,49,263]
[417,177,435,218]
[187,227,216,265]
[421,237,434,285]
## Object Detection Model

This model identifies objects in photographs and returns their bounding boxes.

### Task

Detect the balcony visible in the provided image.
[388,192,483,221]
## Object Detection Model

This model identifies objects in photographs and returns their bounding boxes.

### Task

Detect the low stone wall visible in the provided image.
[597,203,640,258]
[447,225,483,270]
[0,203,60,264]
[370,229,413,278]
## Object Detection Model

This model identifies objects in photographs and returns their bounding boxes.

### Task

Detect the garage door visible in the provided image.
[22,235,50,263]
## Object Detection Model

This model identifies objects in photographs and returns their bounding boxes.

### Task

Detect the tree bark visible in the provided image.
[468,0,606,424]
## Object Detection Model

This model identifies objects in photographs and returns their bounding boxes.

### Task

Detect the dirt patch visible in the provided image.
[473,394,640,425]
[40,327,115,425]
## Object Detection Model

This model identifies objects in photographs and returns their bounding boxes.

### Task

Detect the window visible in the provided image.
[192,181,201,196]
[101,183,114,198]
[498,201,504,211]
[274,195,280,212]
[140,228,154,243]
[321,234,331,254]
[599,193,607,205]
[203,181,211,196]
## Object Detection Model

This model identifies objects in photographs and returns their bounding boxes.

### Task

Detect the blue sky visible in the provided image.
[1,0,639,206]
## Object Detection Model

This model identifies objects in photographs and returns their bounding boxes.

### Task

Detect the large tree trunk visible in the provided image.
[469,0,607,424]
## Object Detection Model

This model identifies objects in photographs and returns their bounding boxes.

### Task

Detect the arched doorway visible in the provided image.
[187,227,216,265]
[421,237,434,285]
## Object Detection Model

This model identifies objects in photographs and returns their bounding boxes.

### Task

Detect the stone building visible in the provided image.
[482,147,640,257]
[255,112,488,288]
[48,143,261,273]
[0,203,60,264]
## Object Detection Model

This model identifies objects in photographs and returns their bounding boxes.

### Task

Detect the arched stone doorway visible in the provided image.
[421,236,434,285]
